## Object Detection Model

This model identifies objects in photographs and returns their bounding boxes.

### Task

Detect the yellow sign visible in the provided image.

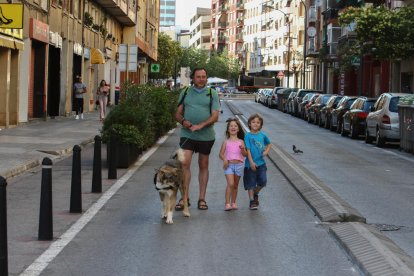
[0,4,23,29]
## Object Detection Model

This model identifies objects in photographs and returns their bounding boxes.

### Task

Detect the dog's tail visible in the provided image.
[175,148,185,162]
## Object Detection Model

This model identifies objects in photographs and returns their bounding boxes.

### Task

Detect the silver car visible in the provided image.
[365,92,410,147]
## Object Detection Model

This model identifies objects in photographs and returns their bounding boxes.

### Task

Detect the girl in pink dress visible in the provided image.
[219,118,247,211]
[96,80,109,121]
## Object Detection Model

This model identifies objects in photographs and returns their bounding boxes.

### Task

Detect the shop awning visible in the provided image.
[91,48,105,64]
[0,34,24,50]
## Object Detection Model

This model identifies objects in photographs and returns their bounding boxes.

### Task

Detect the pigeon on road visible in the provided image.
[292,145,303,154]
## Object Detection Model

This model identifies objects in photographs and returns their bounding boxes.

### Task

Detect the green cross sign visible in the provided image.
[151,64,160,73]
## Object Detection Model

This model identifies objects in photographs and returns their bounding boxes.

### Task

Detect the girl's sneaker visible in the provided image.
[224,203,232,211]
[249,200,258,210]
[231,203,238,210]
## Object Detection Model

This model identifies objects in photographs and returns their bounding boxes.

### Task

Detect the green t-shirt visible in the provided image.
[178,86,221,141]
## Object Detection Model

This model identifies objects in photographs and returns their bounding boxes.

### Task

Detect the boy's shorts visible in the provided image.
[224,163,244,176]
[243,164,267,190]
[180,138,215,155]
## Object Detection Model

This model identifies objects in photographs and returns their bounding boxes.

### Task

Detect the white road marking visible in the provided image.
[20,129,174,276]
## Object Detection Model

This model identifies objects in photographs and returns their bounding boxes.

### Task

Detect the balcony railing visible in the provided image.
[94,0,136,26]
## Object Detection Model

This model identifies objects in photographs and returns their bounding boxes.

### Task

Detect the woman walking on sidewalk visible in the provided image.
[73,76,87,120]
[96,79,109,121]
[219,118,247,211]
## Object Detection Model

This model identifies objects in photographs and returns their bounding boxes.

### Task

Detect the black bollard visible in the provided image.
[38,158,53,241]
[92,135,102,193]
[70,145,82,213]
[108,134,117,179]
[0,176,8,275]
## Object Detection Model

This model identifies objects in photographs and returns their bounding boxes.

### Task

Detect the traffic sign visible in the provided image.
[151,64,160,73]
[351,56,360,66]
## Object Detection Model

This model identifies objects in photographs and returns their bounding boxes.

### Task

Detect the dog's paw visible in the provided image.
[165,218,173,224]
[183,210,190,217]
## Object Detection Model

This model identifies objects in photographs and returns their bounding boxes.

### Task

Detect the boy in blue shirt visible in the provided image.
[244,113,271,210]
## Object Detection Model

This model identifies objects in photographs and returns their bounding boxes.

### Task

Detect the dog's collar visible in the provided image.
[155,186,174,191]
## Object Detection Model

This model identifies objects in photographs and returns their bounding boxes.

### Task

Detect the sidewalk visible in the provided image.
[0,111,103,180]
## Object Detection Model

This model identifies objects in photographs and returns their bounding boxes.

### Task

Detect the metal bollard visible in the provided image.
[70,145,82,213]
[108,134,117,179]
[0,176,8,275]
[38,158,53,241]
[92,135,102,193]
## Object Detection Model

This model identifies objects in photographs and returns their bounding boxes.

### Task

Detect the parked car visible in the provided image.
[365,92,410,147]
[293,89,323,117]
[259,88,273,105]
[320,95,343,129]
[330,96,358,132]
[308,94,333,124]
[266,86,286,108]
[304,93,320,122]
[254,89,264,102]
[277,88,297,112]
[287,91,297,114]
[298,93,315,119]
[341,97,377,139]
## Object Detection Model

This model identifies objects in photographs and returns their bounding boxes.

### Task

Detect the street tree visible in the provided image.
[150,33,183,79]
[339,6,414,61]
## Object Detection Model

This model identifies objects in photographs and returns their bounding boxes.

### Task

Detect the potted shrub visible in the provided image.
[101,84,178,168]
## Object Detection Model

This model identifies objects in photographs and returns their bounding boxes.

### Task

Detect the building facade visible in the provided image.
[159,0,175,27]
[0,0,159,128]
[189,8,211,50]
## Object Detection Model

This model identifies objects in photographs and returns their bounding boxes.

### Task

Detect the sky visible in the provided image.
[175,0,211,29]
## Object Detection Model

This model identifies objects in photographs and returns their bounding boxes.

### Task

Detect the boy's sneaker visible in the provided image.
[80,114,84,119]
[75,115,79,120]
[254,193,259,206]
[249,200,258,210]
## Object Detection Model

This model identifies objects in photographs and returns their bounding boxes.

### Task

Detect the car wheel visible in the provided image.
[375,128,385,147]
[350,123,358,139]
[307,114,312,123]
[336,120,342,133]
[365,128,373,144]
[340,122,347,137]
[329,118,335,131]
[325,116,330,129]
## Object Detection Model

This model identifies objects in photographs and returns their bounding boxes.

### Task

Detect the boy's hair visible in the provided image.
[247,113,263,130]
[225,118,245,140]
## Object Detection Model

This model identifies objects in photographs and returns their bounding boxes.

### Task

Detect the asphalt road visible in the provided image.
[234,99,414,259]
[25,103,359,276]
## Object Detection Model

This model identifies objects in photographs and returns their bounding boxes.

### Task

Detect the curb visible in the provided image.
[330,222,414,275]
[1,136,96,180]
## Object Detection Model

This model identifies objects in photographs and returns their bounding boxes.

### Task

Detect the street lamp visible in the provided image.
[300,0,307,88]
[263,4,290,88]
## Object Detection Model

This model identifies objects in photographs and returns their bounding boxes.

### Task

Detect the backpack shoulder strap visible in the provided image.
[177,86,190,107]
[208,88,213,114]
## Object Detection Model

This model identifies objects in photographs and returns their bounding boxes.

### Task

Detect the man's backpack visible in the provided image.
[177,86,214,114]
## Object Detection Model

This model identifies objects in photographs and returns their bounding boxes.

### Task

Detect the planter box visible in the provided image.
[106,139,141,168]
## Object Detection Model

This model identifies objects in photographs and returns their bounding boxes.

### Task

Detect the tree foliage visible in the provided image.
[151,33,183,79]
[339,6,414,61]
[179,48,240,80]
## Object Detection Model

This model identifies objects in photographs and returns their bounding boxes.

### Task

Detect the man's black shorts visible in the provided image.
[180,137,215,155]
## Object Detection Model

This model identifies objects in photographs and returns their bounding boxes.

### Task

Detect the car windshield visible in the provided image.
[345,99,356,108]
[322,95,331,104]
[362,100,375,112]
[389,97,400,112]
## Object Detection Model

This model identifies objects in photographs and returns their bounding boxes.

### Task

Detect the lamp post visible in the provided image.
[300,0,307,88]
[264,4,290,88]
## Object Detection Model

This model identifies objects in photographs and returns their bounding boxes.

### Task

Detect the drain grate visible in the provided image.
[371,223,401,231]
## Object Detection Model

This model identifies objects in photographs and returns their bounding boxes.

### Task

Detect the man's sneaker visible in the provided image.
[249,200,258,210]
[75,115,79,120]
[254,193,259,206]
[80,114,84,119]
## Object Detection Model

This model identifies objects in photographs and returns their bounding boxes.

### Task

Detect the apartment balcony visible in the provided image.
[236,32,243,42]
[307,38,318,57]
[218,35,228,43]
[236,1,245,10]
[322,8,339,22]
[94,0,136,26]
[236,17,244,27]
[327,43,338,59]
[218,5,229,13]
[218,22,228,29]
